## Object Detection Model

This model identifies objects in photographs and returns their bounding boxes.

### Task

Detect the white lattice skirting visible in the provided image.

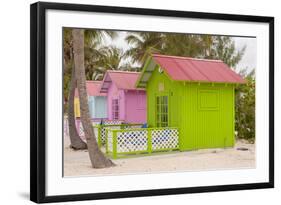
[152,129,179,150]
[76,119,123,138]
[106,128,179,157]
[117,130,148,153]
[94,124,143,145]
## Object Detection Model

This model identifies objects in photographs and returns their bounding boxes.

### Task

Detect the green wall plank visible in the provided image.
[146,67,235,151]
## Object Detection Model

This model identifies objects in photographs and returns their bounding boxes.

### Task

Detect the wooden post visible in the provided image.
[105,129,108,154]
[147,129,152,154]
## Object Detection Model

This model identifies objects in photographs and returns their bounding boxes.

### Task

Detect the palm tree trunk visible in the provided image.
[67,63,87,150]
[72,28,114,168]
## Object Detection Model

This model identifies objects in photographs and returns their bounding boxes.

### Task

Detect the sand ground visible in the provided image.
[64,136,255,177]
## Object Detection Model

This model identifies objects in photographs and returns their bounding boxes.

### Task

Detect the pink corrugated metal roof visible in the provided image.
[101,71,144,92]
[152,54,245,83]
[75,81,106,97]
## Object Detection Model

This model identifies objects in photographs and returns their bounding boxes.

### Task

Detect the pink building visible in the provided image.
[100,70,147,124]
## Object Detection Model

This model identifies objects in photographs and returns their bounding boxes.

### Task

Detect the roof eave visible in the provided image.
[135,56,156,88]
[99,72,112,93]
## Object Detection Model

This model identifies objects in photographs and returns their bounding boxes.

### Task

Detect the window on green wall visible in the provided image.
[156,95,168,127]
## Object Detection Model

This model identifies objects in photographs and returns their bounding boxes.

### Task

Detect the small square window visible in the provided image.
[198,89,219,110]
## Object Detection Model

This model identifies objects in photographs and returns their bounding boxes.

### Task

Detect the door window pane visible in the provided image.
[156,96,168,127]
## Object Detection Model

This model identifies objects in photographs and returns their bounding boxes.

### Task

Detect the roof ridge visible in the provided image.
[152,53,223,63]
[86,80,102,83]
[107,70,141,74]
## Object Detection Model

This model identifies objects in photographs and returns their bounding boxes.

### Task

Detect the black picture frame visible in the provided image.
[30,1,274,203]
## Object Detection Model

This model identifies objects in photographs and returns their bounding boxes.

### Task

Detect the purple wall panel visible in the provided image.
[107,81,146,123]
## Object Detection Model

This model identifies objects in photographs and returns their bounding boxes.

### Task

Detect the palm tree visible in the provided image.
[91,46,136,80]
[90,46,125,80]
[84,40,107,80]
[201,34,214,58]
[64,28,116,150]
[125,32,245,69]
[125,32,164,64]
[84,29,117,80]
[64,28,87,149]
[210,36,246,69]
[63,28,73,104]
[162,34,207,57]
[67,61,87,149]
[72,28,114,168]
[101,46,126,70]
[125,32,212,63]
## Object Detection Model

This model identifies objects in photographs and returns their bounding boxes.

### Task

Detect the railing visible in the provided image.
[105,127,179,158]
[93,123,143,147]
[76,119,124,138]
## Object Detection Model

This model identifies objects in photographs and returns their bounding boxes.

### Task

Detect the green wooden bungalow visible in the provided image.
[135,54,246,151]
